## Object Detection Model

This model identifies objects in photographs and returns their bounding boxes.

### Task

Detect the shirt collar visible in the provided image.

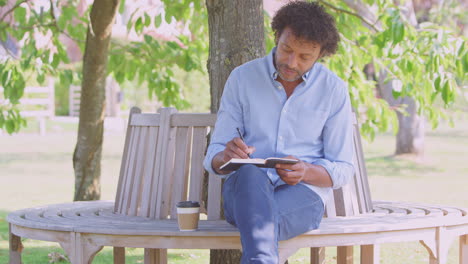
[267,47,313,83]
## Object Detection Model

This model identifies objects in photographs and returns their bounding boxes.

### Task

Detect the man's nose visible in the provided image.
[287,54,298,68]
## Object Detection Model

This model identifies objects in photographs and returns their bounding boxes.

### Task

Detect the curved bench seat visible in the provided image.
[8,200,468,263]
[7,109,468,264]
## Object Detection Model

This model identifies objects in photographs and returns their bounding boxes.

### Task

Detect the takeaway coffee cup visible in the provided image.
[176,201,200,231]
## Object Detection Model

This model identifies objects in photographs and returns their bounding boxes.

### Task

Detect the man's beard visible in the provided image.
[277,63,302,82]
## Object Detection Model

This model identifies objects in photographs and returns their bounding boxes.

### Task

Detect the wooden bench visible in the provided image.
[0,82,54,135]
[7,107,468,264]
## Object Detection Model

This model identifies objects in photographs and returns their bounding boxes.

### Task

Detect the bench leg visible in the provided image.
[421,227,454,264]
[9,224,23,264]
[38,117,46,136]
[114,247,125,264]
[63,232,103,264]
[461,235,468,264]
[337,246,353,264]
[310,247,325,264]
[279,247,300,263]
[144,249,167,264]
[361,244,379,264]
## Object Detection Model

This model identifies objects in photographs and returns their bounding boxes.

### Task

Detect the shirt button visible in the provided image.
[282,109,287,114]
[279,136,283,141]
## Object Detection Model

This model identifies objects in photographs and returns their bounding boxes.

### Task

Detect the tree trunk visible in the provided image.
[376,70,425,156]
[206,0,265,262]
[73,0,120,201]
[206,0,265,113]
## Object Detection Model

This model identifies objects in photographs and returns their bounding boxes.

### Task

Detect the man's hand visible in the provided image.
[212,137,255,174]
[222,137,255,161]
[276,156,334,187]
[275,155,308,185]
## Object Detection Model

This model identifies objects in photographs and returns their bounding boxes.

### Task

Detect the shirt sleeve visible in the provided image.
[203,68,243,177]
[313,81,355,189]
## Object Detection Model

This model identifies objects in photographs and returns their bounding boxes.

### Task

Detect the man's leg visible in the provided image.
[274,184,324,241]
[222,165,278,264]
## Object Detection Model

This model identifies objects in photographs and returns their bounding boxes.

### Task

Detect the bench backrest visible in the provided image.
[114,107,372,219]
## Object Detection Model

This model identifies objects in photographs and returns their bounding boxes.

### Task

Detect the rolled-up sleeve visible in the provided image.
[316,82,355,189]
[203,69,243,177]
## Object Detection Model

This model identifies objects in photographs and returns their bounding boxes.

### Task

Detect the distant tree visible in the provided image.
[316,0,467,157]
[0,0,207,200]
[72,0,120,201]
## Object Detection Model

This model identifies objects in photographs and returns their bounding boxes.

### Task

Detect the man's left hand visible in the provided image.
[275,155,308,185]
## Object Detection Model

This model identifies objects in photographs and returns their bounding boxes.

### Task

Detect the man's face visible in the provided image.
[274,27,323,82]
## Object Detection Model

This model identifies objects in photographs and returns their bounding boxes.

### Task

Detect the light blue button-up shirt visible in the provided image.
[203,48,355,204]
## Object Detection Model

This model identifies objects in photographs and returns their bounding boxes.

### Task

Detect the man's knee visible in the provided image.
[234,164,271,187]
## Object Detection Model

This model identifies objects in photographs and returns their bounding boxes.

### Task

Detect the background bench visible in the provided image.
[0,81,54,135]
[7,107,468,264]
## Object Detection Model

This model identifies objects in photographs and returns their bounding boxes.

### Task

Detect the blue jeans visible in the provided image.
[222,165,324,264]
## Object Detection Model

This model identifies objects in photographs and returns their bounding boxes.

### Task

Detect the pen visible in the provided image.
[236,127,251,158]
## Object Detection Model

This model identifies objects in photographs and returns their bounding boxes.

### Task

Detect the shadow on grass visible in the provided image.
[0,153,71,165]
[365,155,440,178]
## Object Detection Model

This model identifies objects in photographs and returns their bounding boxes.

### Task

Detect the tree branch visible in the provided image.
[0,0,30,22]
[317,0,380,32]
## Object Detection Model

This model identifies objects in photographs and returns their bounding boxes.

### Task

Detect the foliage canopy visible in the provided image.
[0,0,466,140]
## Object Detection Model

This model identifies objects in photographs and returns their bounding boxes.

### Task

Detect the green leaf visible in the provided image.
[434,76,442,92]
[135,17,143,34]
[154,14,162,28]
[144,13,151,27]
[392,21,404,44]
[13,6,26,24]
[441,80,454,105]
[119,0,126,14]
[0,0,7,6]
[165,12,172,24]
[2,69,12,87]
[0,26,7,42]
[167,41,179,50]
[37,73,45,85]
[5,119,15,133]
[51,53,60,68]
[144,34,152,44]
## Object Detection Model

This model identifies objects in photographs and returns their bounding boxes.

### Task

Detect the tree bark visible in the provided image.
[206,0,265,262]
[73,0,120,201]
[206,0,265,113]
[376,70,425,156]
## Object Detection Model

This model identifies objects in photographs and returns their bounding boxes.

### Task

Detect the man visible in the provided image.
[203,1,355,263]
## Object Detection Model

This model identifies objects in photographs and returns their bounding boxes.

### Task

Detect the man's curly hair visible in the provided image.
[271,1,340,57]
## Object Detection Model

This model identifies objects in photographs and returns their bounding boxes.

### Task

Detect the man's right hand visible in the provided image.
[212,137,255,174]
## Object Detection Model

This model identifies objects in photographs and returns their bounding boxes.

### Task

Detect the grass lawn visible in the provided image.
[0,115,467,263]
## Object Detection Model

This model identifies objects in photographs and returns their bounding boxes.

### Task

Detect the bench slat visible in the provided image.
[160,126,177,219]
[119,125,139,214]
[171,113,217,127]
[170,127,191,219]
[353,123,373,213]
[115,108,141,212]
[152,108,177,219]
[189,127,209,204]
[128,127,150,216]
[130,113,161,127]
[139,126,160,217]
[207,173,222,220]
